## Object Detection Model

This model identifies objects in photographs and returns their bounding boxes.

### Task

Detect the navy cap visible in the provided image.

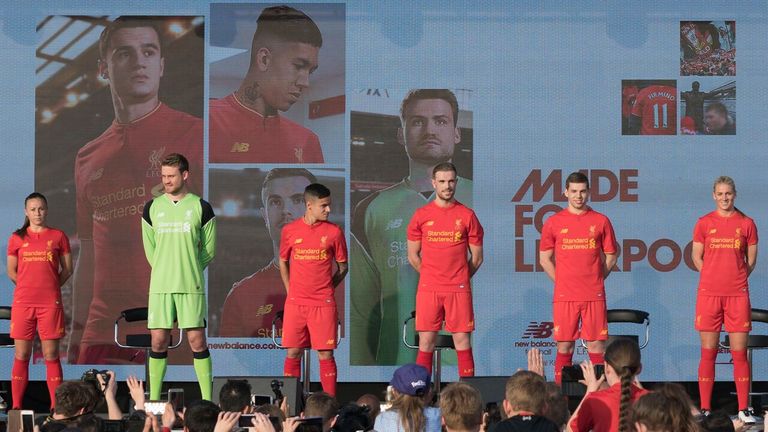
[390,364,431,396]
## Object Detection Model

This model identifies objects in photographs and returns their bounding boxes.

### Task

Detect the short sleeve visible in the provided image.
[568,395,596,432]
[406,210,422,242]
[693,219,706,243]
[334,228,348,263]
[279,226,292,262]
[468,211,484,246]
[7,234,19,257]
[539,218,555,251]
[601,218,617,254]
[59,232,71,255]
[74,157,94,240]
[747,219,758,246]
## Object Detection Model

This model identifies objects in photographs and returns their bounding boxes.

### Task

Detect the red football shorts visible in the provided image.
[415,290,474,333]
[282,303,338,350]
[695,295,751,333]
[552,300,608,342]
[11,306,65,341]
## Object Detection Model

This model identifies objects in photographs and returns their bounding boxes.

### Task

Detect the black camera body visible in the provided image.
[81,369,110,389]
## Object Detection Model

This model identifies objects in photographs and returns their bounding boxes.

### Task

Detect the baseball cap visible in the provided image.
[390,364,431,396]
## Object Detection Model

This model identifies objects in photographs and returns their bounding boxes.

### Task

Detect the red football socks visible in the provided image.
[731,349,750,410]
[319,358,337,396]
[698,348,717,410]
[11,358,29,409]
[416,350,434,375]
[283,356,302,378]
[554,352,573,385]
[456,348,475,377]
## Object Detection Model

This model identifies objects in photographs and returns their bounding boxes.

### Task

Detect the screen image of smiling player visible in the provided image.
[73,17,202,365]
[209,5,324,163]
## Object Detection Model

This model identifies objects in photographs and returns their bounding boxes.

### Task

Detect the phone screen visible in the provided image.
[238,414,255,428]
[168,389,185,410]
[21,412,34,432]
[145,401,168,416]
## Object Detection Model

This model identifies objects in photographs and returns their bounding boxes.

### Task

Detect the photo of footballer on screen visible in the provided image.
[207,168,345,338]
[679,78,735,135]
[209,3,345,163]
[349,89,473,365]
[622,80,677,136]
[681,21,735,77]
[35,16,204,364]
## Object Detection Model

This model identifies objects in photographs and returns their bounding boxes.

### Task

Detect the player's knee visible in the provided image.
[317,350,334,360]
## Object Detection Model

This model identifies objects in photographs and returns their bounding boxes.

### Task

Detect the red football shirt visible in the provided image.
[569,383,648,432]
[7,228,70,307]
[540,208,617,301]
[279,219,347,307]
[694,211,758,297]
[74,103,203,345]
[631,85,677,135]
[406,201,484,292]
[209,94,324,163]
[218,263,346,337]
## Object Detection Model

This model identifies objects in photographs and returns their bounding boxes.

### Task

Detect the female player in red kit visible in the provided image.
[6,193,72,410]
[692,176,758,424]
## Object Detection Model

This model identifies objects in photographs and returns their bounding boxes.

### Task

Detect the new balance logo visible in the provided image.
[385,218,403,231]
[522,321,554,339]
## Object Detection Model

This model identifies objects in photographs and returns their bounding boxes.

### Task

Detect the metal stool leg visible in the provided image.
[433,349,442,395]
[303,349,311,396]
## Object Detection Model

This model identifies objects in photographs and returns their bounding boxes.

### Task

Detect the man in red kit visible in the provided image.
[73,16,202,364]
[209,5,324,163]
[621,82,638,134]
[407,162,484,377]
[539,172,617,385]
[219,169,344,337]
[628,82,677,135]
[279,183,348,396]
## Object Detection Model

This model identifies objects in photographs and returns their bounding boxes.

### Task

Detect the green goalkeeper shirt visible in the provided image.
[141,193,217,294]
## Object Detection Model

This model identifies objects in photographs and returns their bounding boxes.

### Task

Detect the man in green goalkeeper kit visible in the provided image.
[350,89,472,364]
[141,153,217,399]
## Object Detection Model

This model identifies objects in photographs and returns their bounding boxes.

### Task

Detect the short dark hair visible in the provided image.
[98,16,164,61]
[218,379,252,412]
[565,171,589,189]
[184,400,221,432]
[54,381,100,417]
[432,162,457,178]
[304,392,339,424]
[400,89,460,126]
[706,102,728,117]
[334,403,372,432]
[304,183,331,201]
[262,168,317,194]
[253,5,323,49]
[505,371,547,414]
[161,153,190,173]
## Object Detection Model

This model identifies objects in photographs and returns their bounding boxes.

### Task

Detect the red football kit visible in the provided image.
[74,103,202,363]
[540,208,616,341]
[622,85,638,119]
[407,200,483,333]
[209,94,324,163]
[693,211,757,332]
[630,85,677,135]
[569,383,648,432]
[218,263,345,338]
[7,228,70,340]
[279,218,347,349]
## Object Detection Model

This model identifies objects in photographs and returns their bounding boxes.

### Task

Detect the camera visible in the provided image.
[81,369,110,391]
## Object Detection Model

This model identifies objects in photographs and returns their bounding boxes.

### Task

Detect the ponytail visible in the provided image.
[604,339,642,432]
[14,192,47,238]
[389,392,426,432]
[617,367,636,432]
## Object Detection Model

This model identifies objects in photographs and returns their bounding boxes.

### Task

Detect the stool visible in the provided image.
[271,310,342,396]
[0,306,12,411]
[581,309,650,349]
[402,311,455,394]
[114,307,184,392]
[720,308,768,408]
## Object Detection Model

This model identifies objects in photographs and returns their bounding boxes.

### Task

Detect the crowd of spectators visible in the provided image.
[681,49,735,76]
[13,341,768,432]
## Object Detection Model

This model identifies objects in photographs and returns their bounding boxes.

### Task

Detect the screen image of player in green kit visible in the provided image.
[350,89,472,365]
[141,153,216,400]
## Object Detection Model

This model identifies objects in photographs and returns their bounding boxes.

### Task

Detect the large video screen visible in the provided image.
[0,1,765,383]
